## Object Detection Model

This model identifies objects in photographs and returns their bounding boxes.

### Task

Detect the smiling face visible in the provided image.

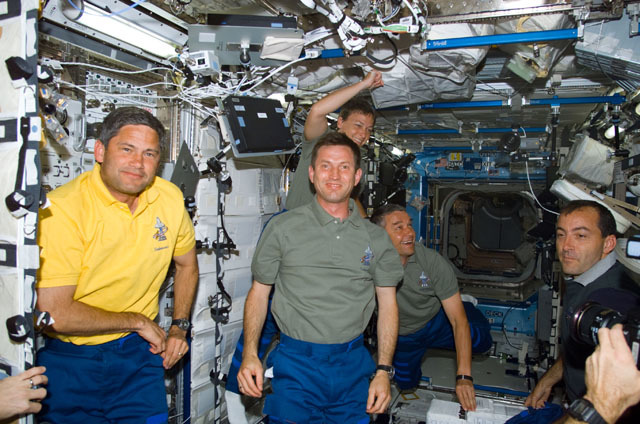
[309,144,362,207]
[382,210,416,264]
[94,124,161,206]
[337,111,374,147]
[556,207,616,277]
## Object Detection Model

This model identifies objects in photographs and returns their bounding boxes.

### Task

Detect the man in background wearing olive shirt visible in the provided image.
[371,204,493,412]
[286,69,383,214]
[237,132,403,423]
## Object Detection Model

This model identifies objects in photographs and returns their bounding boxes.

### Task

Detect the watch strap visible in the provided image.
[171,318,191,330]
[568,398,607,424]
[376,364,395,378]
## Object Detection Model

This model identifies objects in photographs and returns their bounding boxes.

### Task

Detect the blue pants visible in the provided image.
[226,210,285,394]
[226,298,279,394]
[36,333,168,424]
[265,334,374,424]
[393,302,493,390]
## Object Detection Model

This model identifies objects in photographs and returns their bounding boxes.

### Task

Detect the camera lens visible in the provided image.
[572,301,625,346]
[626,309,640,369]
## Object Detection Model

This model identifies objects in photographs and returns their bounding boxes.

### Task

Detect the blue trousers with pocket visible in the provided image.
[393,302,493,390]
[226,210,285,395]
[264,334,375,424]
[36,333,168,424]
[225,298,279,394]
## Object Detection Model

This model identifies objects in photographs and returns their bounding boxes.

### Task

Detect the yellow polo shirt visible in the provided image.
[37,164,195,345]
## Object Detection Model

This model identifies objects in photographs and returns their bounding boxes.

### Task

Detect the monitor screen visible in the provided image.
[222,95,296,157]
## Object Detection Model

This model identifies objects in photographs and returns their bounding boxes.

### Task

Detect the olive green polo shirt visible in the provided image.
[251,198,403,344]
[397,243,459,336]
[285,130,367,210]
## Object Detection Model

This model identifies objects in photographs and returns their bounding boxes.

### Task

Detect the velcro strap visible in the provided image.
[0,243,17,267]
[5,190,35,218]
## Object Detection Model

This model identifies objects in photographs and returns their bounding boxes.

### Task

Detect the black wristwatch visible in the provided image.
[376,365,395,379]
[568,398,607,424]
[171,318,191,331]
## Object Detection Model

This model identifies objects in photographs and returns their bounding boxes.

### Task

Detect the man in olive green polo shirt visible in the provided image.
[237,132,403,423]
[371,204,493,412]
[225,70,384,421]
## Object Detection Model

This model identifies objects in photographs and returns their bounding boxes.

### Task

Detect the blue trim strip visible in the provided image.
[418,146,499,152]
[419,100,505,109]
[476,127,547,133]
[425,28,578,50]
[399,127,547,135]
[377,105,411,111]
[473,384,530,398]
[320,48,347,59]
[397,128,459,135]
[529,94,626,106]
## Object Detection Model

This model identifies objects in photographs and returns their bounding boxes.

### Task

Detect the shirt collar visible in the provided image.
[567,251,617,286]
[90,164,159,209]
[310,197,361,227]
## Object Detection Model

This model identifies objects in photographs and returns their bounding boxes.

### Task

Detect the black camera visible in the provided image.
[571,301,640,369]
[571,301,640,368]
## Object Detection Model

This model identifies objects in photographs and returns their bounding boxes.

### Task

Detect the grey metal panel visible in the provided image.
[537,286,553,341]
[39,22,158,69]
[576,11,640,83]
[188,24,303,66]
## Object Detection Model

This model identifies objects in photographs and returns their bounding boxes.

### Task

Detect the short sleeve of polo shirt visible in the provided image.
[251,213,285,285]
[37,198,84,287]
[367,223,403,287]
[174,207,196,257]
[421,245,458,301]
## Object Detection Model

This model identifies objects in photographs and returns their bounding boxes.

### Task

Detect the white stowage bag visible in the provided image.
[224,390,250,424]
[559,134,614,187]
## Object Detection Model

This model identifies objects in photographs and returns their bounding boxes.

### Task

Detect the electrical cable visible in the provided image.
[365,34,398,66]
[239,56,310,94]
[379,4,401,23]
[402,0,420,26]
[520,127,527,138]
[501,304,523,350]
[525,160,559,216]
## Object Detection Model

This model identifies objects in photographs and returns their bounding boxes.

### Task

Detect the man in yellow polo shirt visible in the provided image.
[36,107,199,424]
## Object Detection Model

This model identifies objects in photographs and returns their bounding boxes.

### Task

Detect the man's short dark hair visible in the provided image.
[99,107,166,153]
[370,203,406,227]
[311,132,361,170]
[338,97,376,125]
[559,200,617,238]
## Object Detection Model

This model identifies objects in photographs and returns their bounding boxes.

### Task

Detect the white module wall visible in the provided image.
[0,2,41,424]
[189,118,283,424]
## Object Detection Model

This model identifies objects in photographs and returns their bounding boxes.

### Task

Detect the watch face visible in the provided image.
[173,319,190,330]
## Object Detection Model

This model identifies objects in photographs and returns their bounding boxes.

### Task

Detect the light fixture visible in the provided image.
[267,92,287,107]
[604,124,626,140]
[391,146,404,157]
[76,3,177,59]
